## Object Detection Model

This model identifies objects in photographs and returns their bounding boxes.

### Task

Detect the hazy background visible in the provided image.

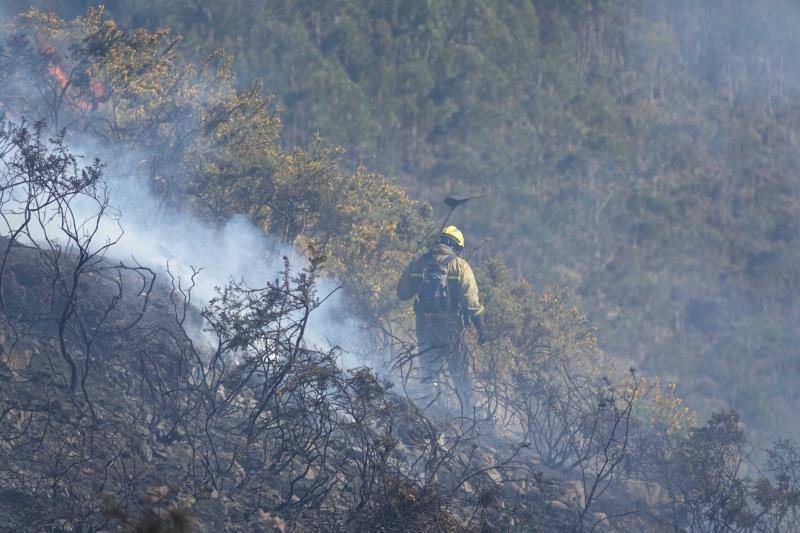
[3,1,800,444]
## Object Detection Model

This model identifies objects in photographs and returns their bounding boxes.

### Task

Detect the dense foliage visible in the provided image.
[10,0,798,443]
[1,4,800,530]
[0,118,797,532]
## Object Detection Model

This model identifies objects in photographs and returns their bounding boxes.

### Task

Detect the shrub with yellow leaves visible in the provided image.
[2,8,709,506]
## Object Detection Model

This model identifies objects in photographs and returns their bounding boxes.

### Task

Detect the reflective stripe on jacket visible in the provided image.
[396,243,484,316]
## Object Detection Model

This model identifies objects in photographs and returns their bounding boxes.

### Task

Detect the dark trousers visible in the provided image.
[415,313,472,411]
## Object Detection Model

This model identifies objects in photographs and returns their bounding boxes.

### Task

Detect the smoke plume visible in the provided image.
[59,141,373,371]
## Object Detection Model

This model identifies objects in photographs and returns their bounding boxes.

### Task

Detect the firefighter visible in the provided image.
[396,226,487,409]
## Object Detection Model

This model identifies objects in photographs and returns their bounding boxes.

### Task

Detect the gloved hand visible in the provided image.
[472,312,488,345]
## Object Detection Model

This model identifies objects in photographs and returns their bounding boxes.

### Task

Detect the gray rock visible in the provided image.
[549,500,570,511]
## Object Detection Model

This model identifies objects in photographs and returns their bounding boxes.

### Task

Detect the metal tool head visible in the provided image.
[443,193,485,209]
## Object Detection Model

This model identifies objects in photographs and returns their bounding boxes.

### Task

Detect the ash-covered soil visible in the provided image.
[0,239,673,532]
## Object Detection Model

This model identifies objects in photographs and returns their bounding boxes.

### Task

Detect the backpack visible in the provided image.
[415,253,456,313]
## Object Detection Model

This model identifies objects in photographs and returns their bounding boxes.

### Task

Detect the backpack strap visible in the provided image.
[409,251,434,280]
[443,253,459,281]
[443,253,462,310]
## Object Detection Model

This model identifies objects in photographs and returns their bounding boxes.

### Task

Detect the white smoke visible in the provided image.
[59,144,373,371]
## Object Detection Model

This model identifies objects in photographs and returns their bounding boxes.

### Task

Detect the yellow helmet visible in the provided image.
[440,225,465,249]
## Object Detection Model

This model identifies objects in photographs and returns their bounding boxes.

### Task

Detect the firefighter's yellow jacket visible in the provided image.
[396,243,484,317]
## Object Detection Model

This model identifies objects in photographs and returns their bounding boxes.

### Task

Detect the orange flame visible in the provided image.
[40,33,100,111]
[47,63,69,90]
[47,63,104,111]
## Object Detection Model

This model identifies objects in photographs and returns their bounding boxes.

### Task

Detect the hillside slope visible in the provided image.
[13,0,799,443]
[0,7,799,531]
[0,241,678,531]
